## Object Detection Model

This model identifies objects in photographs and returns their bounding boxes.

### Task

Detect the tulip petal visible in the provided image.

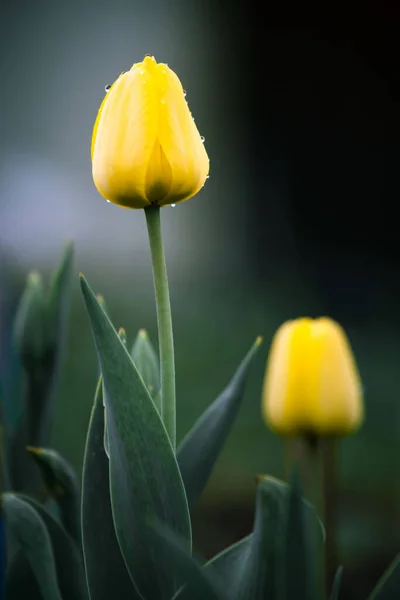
[92,68,159,208]
[155,63,209,205]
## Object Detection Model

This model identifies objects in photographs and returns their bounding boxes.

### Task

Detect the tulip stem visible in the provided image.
[144,205,176,450]
[304,435,338,598]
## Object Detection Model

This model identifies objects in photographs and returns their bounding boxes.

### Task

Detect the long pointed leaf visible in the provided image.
[206,535,252,582]
[368,555,400,600]
[3,493,62,600]
[234,477,324,600]
[330,566,343,600]
[6,550,42,600]
[82,379,140,600]
[21,496,88,600]
[177,337,262,512]
[150,524,227,600]
[283,471,319,600]
[27,447,81,545]
[80,275,191,600]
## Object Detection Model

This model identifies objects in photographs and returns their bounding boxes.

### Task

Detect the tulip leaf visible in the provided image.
[131,329,160,409]
[232,476,324,600]
[82,378,140,600]
[8,243,74,494]
[368,554,400,599]
[283,470,320,600]
[27,446,81,545]
[206,534,252,583]
[80,275,191,600]
[177,337,262,512]
[3,493,62,600]
[21,495,88,600]
[6,550,43,600]
[150,524,227,600]
[330,566,343,600]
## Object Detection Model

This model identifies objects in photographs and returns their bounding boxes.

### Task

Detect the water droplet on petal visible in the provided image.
[171,204,176,208]
[183,90,187,97]
[200,136,205,143]
[105,84,111,92]
[106,200,111,204]
[206,175,210,179]
[139,69,145,75]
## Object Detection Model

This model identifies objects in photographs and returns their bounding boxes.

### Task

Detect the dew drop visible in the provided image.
[206,175,210,179]
[105,84,111,92]
[171,204,176,208]
[200,136,205,143]
[106,200,111,204]
[183,90,187,97]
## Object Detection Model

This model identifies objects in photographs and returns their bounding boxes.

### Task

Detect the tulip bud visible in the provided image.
[13,271,46,371]
[262,317,363,436]
[91,55,209,209]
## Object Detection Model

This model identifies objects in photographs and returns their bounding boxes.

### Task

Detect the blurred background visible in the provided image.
[1,1,400,597]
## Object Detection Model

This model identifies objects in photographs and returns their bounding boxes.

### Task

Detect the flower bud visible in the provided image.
[13,271,46,371]
[92,56,209,209]
[262,317,363,436]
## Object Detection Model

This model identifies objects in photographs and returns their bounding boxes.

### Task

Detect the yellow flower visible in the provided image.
[91,56,209,209]
[262,317,363,436]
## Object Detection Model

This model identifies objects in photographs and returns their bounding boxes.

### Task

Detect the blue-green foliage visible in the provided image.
[1,258,399,600]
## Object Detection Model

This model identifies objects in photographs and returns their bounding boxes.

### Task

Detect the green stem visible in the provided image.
[144,206,176,450]
[305,436,338,598]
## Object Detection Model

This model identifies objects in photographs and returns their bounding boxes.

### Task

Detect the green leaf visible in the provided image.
[6,550,43,600]
[82,379,140,600]
[80,275,191,600]
[206,535,252,582]
[283,470,319,600]
[233,477,286,600]
[46,241,74,356]
[150,524,227,600]
[131,329,160,407]
[368,554,400,599]
[330,566,343,600]
[13,271,46,371]
[3,493,62,600]
[27,447,81,545]
[21,496,88,600]
[177,337,262,513]
[233,477,324,600]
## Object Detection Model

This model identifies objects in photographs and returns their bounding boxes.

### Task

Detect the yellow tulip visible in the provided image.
[262,317,363,436]
[91,56,209,209]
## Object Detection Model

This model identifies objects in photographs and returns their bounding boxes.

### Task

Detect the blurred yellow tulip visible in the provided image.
[262,317,363,436]
[92,56,209,209]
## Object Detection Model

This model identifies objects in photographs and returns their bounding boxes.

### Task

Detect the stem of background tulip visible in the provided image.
[301,436,338,598]
[144,205,176,450]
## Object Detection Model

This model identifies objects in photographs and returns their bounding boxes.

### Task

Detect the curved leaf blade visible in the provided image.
[82,379,140,600]
[368,555,400,600]
[21,496,88,600]
[6,550,42,600]
[233,477,324,600]
[330,566,343,600]
[80,275,191,600]
[206,534,252,583]
[177,337,262,512]
[3,493,62,600]
[150,524,227,600]
[27,447,81,545]
[283,471,320,600]
[131,329,160,408]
